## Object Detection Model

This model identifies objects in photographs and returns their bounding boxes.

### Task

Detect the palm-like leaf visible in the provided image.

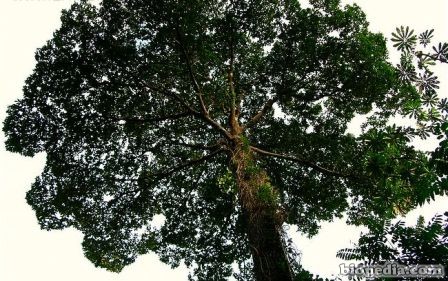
[418,29,434,47]
[432,42,448,62]
[421,91,439,107]
[415,71,440,93]
[403,99,421,119]
[391,26,417,52]
[428,107,442,122]
[417,123,431,139]
[336,248,362,260]
[396,53,417,82]
[438,98,448,113]
[396,64,417,83]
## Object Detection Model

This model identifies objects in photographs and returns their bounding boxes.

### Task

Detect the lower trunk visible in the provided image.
[231,143,294,281]
[243,207,294,281]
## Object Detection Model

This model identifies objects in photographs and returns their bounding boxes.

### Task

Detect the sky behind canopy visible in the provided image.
[0,0,447,280]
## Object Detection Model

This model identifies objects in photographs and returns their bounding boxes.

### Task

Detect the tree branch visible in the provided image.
[227,16,238,125]
[175,25,209,115]
[250,145,350,178]
[244,96,279,130]
[172,26,234,140]
[141,79,233,139]
[167,139,225,151]
[140,81,199,115]
[202,115,235,139]
[111,111,192,124]
[145,148,225,179]
[106,148,226,207]
[296,92,331,103]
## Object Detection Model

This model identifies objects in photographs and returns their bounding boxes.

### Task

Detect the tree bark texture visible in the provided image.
[231,140,294,281]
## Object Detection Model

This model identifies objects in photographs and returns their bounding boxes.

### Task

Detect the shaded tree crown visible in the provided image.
[3,0,448,280]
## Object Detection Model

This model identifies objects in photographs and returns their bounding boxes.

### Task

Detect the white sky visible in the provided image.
[0,1,447,280]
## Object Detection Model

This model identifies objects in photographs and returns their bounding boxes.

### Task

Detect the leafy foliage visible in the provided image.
[392,26,447,132]
[337,213,448,280]
[2,1,448,280]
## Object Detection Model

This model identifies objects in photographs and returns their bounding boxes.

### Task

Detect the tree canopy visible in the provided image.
[3,0,448,280]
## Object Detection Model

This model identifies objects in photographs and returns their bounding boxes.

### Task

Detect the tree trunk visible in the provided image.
[231,141,294,281]
[243,207,294,281]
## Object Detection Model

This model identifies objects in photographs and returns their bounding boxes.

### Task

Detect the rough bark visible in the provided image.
[231,140,294,281]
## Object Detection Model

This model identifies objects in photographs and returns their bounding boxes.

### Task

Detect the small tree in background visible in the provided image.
[3,0,448,280]
[337,24,448,281]
[337,213,448,280]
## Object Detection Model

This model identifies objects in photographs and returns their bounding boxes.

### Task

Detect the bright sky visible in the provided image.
[0,1,447,280]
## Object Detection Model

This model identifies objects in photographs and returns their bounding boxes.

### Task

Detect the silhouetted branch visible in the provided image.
[145,148,225,180]
[227,16,239,125]
[141,81,199,115]
[107,148,225,207]
[250,146,349,177]
[111,111,192,124]
[172,26,234,140]
[244,96,279,129]
[174,25,209,115]
[141,80,233,139]
[167,139,224,151]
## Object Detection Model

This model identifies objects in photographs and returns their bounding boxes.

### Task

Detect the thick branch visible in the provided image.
[244,96,279,129]
[172,26,234,140]
[250,146,350,178]
[201,114,234,139]
[415,50,447,64]
[140,80,233,139]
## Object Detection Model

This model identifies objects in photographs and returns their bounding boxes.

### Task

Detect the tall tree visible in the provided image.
[3,0,447,280]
